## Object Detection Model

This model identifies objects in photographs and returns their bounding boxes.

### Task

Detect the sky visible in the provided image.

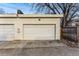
[0,3,36,14]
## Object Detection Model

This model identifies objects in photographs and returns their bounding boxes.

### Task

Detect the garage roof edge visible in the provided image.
[0,14,63,18]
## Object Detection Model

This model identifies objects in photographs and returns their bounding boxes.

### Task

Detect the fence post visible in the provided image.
[76,24,78,43]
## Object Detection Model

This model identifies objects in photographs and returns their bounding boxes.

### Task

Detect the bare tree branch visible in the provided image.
[33,3,79,27]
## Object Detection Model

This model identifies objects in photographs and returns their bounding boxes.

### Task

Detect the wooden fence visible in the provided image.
[61,27,78,43]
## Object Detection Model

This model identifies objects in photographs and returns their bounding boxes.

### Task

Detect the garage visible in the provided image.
[23,24,55,40]
[0,14,63,41]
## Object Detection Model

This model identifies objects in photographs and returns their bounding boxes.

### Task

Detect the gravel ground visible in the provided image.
[0,46,79,56]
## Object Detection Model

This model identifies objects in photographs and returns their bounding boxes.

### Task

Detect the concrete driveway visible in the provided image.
[0,40,79,56]
[0,47,79,56]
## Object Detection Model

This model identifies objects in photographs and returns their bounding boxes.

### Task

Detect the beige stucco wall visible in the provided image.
[0,14,63,41]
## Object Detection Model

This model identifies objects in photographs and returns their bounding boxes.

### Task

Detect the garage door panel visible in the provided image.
[0,25,15,41]
[24,25,55,40]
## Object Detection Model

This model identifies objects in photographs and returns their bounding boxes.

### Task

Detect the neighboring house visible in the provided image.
[0,14,63,41]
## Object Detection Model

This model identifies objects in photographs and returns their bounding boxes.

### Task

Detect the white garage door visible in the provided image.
[24,25,55,40]
[0,25,15,41]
